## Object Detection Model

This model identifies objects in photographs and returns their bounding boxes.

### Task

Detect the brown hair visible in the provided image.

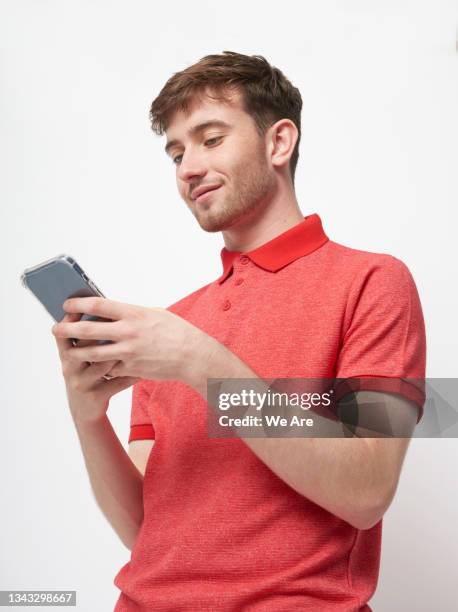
[149,50,302,185]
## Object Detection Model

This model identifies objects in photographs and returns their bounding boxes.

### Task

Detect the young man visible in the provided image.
[52,51,426,611]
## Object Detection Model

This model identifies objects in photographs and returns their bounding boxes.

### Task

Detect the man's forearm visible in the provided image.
[72,414,144,550]
[188,340,390,530]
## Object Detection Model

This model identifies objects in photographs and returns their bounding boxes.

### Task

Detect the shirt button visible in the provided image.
[222,299,231,311]
[235,278,244,285]
[240,255,250,265]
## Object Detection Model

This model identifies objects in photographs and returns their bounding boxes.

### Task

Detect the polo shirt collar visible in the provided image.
[217,213,329,284]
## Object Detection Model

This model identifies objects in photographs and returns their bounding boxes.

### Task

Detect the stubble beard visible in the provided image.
[189,151,276,233]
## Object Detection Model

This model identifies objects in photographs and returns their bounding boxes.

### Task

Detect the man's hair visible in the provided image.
[149,50,303,185]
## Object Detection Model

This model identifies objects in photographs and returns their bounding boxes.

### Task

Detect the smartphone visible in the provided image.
[21,254,113,347]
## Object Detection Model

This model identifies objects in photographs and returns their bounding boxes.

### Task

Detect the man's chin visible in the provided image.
[192,207,236,233]
[195,216,230,233]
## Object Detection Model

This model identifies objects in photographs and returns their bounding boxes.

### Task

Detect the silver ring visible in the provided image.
[102,373,115,381]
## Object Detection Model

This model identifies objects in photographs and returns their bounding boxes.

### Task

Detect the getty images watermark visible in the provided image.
[206,378,458,438]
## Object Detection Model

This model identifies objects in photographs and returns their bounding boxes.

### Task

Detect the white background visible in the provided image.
[1,1,457,610]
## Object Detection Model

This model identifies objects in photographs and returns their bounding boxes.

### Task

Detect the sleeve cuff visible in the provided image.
[333,376,426,425]
[128,423,155,443]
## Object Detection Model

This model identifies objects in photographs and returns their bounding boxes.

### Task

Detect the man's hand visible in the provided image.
[52,311,141,424]
[51,296,219,384]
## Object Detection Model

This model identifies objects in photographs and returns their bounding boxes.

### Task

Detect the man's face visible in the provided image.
[164,88,276,233]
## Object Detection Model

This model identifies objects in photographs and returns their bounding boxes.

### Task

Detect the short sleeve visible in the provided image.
[128,379,156,443]
[334,255,427,424]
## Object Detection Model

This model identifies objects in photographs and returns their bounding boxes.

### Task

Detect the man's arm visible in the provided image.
[188,341,419,531]
[72,414,148,550]
[52,294,422,532]
[128,439,155,476]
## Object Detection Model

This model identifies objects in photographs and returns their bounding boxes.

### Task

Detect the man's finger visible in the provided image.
[65,342,121,364]
[78,359,120,384]
[62,296,130,321]
[52,312,83,356]
[52,319,121,341]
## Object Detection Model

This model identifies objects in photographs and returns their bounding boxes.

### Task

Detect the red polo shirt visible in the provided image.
[114,213,426,611]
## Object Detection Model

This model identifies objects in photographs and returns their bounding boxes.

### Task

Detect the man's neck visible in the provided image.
[222,193,305,253]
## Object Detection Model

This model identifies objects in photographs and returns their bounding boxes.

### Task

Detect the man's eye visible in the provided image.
[205,136,222,146]
[172,137,222,164]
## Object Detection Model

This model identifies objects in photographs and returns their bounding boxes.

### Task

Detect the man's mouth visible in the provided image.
[191,184,222,202]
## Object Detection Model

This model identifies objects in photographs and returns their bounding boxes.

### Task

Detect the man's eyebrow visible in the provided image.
[164,120,232,155]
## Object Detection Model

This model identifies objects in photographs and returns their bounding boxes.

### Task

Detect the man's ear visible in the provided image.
[267,119,298,172]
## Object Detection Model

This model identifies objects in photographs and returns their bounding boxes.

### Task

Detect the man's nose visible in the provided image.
[177,149,207,183]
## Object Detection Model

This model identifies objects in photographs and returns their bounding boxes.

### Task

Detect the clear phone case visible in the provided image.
[21,253,113,346]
